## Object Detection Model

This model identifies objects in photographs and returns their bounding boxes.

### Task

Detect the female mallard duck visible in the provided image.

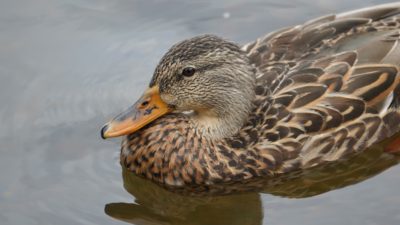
[102,3,400,187]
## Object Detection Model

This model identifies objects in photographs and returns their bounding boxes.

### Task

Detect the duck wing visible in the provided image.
[238,3,400,172]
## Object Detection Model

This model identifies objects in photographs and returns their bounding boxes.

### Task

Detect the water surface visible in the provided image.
[1,0,400,224]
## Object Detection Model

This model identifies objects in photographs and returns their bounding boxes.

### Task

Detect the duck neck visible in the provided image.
[191,94,255,140]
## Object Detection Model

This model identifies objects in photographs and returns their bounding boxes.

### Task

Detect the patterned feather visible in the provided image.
[121,3,400,187]
[241,3,400,173]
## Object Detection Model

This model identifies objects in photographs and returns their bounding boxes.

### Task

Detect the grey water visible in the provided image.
[1,0,400,225]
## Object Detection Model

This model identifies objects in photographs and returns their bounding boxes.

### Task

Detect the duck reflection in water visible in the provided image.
[105,136,400,225]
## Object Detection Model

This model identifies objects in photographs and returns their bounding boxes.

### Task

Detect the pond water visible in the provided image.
[1,0,400,224]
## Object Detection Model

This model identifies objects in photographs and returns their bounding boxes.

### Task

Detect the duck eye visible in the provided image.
[182,67,196,77]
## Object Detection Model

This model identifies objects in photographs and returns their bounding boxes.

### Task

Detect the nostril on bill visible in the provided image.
[141,100,149,107]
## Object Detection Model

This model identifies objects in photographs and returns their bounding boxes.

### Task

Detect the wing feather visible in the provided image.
[237,4,400,173]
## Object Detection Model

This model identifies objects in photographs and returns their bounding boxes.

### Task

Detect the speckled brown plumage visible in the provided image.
[119,3,400,187]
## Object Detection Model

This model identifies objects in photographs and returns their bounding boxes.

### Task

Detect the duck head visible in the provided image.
[101,35,256,140]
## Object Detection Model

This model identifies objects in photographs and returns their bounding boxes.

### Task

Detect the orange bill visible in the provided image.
[101,85,172,139]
